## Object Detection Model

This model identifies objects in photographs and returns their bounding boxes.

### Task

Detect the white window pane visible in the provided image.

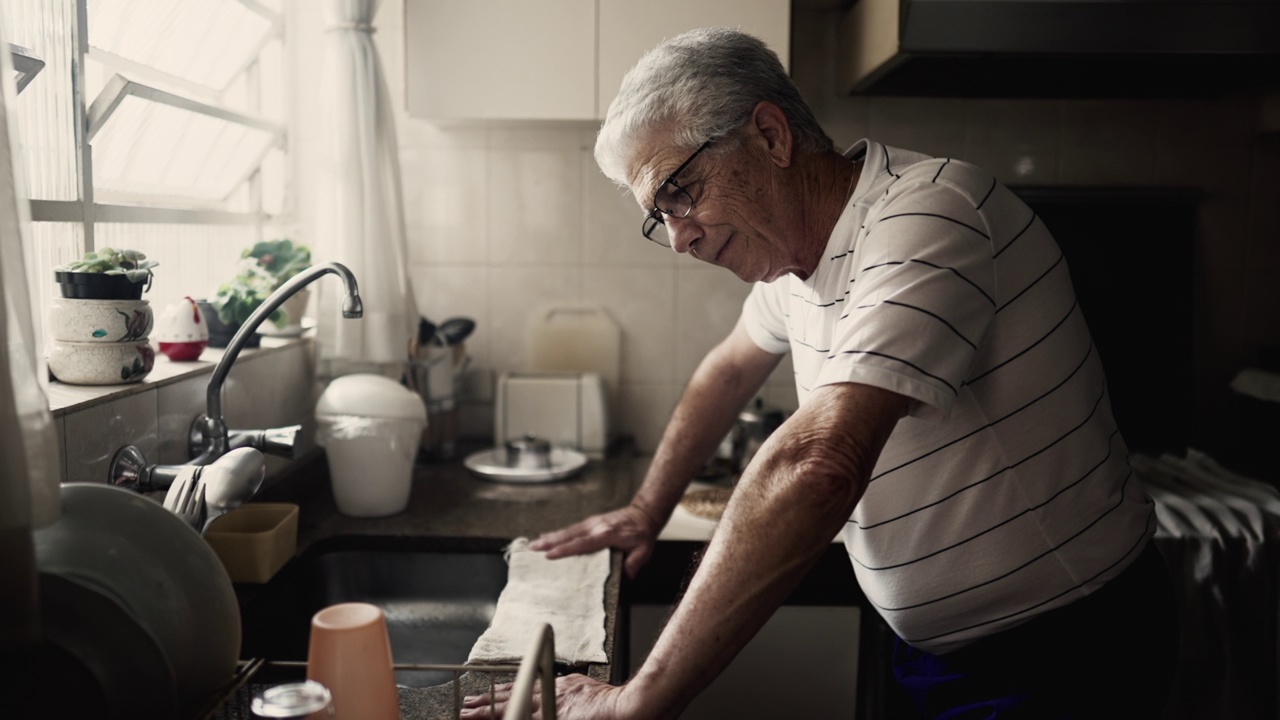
[28,222,87,355]
[88,0,276,92]
[95,223,257,309]
[2,0,78,201]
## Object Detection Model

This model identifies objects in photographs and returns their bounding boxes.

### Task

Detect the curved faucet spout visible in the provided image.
[198,262,362,463]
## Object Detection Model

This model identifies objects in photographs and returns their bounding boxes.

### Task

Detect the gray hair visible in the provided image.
[594,27,833,187]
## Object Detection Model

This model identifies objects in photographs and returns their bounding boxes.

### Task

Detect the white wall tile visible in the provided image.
[488,126,590,265]
[582,267,678,385]
[675,266,754,381]
[157,375,205,465]
[618,383,681,453]
[404,140,489,265]
[487,267,582,374]
[64,390,158,484]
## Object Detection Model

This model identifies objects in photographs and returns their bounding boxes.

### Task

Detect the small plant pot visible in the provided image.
[197,299,260,349]
[55,270,147,300]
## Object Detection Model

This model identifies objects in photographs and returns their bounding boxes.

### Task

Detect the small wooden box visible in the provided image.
[205,503,299,584]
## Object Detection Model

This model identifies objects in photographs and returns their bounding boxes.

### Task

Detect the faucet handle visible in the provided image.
[189,416,302,460]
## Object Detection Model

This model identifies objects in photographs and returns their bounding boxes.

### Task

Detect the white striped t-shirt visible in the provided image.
[741,139,1155,654]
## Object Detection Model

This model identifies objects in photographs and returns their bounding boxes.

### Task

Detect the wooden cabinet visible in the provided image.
[404,0,790,121]
[404,0,597,121]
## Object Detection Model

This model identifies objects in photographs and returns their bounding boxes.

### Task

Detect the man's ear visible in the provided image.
[751,101,793,169]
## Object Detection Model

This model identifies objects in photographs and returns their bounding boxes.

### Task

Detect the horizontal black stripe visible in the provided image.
[854,428,1122,571]
[996,252,1065,313]
[994,212,1036,258]
[966,299,1079,386]
[882,300,977,351]
[791,337,831,354]
[867,339,1095,483]
[882,142,899,178]
[852,383,1111,533]
[975,177,997,211]
[873,212,991,241]
[825,349,958,395]
[831,251,849,261]
[931,159,951,183]
[908,258,995,307]
[903,501,1152,645]
[862,260,905,273]
[867,471,1140,615]
[791,291,844,308]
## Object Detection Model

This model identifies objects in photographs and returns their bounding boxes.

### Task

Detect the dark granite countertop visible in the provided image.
[222,445,644,719]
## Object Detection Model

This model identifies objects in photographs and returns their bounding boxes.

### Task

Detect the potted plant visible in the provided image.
[243,239,312,336]
[55,247,158,300]
[202,260,284,349]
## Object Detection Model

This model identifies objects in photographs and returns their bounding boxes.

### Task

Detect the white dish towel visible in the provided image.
[467,537,609,666]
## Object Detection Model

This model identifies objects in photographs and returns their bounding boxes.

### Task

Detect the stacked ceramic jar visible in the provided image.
[47,296,156,385]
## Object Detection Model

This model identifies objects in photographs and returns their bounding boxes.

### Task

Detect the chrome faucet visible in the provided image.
[111,262,362,492]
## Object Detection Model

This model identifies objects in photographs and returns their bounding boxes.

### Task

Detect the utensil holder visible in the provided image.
[205,503,299,584]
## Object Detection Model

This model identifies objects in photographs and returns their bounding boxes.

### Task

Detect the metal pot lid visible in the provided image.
[464,446,588,483]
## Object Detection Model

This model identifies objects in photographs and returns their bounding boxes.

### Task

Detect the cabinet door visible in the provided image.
[597,0,791,119]
[405,0,596,121]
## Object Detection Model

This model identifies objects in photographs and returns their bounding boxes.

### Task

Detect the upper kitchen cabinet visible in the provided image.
[405,0,597,121]
[404,0,790,122]
[596,0,790,118]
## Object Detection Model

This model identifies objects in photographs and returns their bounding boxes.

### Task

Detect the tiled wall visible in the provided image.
[56,343,316,484]
[287,2,1277,454]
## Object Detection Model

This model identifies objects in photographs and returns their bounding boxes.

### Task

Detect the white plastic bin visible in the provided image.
[316,374,426,517]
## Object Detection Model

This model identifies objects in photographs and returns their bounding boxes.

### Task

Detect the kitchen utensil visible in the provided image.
[198,447,267,534]
[252,681,334,718]
[505,434,554,470]
[33,483,240,713]
[204,503,299,584]
[316,374,426,517]
[306,603,399,720]
[417,316,437,347]
[463,445,588,483]
[47,297,153,343]
[154,296,208,361]
[435,316,476,346]
[528,305,620,395]
[733,398,786,474]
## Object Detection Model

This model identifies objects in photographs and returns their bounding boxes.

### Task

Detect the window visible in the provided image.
[1,0,289,355]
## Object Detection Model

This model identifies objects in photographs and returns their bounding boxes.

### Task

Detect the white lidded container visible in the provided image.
[316,374,426,517]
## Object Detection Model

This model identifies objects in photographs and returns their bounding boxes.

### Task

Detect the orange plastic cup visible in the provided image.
[305,603,399,720]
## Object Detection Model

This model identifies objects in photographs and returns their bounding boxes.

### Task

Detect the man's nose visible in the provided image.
[666,215,702,254]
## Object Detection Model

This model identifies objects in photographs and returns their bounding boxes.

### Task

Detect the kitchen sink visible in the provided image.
[239,536,511,688]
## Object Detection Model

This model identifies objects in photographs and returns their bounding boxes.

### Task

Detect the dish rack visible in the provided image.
[215,624,559,720]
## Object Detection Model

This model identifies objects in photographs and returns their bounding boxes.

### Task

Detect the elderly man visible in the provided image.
[463,27,1179,720]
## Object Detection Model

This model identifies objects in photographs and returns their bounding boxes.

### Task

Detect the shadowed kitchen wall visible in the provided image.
[290,1,1279,462]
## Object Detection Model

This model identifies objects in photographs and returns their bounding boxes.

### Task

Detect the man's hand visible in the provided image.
[529,504,661,579]
[460,674,635,720]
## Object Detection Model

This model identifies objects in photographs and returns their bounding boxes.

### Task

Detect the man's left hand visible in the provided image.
[460,673,634,720]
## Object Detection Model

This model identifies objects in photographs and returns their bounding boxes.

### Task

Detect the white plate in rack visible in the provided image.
[463,447,588,483]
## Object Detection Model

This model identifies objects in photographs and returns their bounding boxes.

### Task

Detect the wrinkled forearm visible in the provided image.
[622,383,906,719]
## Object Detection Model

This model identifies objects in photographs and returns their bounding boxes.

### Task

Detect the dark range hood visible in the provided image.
[836,0,1280,98]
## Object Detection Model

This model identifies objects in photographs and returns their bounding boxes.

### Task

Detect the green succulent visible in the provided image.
[59,247,158,284]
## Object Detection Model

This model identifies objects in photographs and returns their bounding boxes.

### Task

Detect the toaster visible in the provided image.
[495,372,609,459]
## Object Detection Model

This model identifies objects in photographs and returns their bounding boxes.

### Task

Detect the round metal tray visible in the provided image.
[463,447,588,483]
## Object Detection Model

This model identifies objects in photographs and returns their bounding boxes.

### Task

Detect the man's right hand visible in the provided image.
[528,504,663,579]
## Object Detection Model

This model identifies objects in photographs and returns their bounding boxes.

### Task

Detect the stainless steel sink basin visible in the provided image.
[240,537,510,688]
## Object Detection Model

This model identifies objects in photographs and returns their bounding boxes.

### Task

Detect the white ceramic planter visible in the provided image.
[47,298,153,343]
[47,339,155,385]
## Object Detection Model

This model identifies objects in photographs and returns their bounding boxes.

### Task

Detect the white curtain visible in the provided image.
[0,13,61,649]
[314,0,416,369]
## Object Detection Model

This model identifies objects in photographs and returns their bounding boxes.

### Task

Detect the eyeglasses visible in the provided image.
[641,139,714,247]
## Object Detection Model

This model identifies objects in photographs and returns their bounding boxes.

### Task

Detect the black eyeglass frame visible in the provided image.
[641,138,715,246]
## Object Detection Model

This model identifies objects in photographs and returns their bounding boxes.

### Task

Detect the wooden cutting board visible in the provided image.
[527,305,620,393]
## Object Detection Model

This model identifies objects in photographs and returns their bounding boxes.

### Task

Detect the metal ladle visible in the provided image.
[197,447,267,535]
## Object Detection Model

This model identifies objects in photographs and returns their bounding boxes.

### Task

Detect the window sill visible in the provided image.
[44,335,312,418]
